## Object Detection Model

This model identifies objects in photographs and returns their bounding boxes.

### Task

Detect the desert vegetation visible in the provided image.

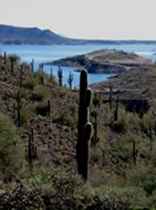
[0,52,156,209]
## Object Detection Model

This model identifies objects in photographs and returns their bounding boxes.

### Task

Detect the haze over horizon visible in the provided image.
[0,0,156,40]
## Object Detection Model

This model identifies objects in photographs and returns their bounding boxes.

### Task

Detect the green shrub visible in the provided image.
[20,104,35,124]
[111,109,129,133]
[33,71,49,86]
[0,113,24,179]
[127,165,156,195]
[22,77,35,90]
[31,85,50,101]
[93,186,148,209]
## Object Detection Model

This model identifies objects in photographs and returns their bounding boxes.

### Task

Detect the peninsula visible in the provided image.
[48,49,152,74]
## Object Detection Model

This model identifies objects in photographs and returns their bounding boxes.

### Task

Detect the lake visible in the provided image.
[0,43,156,87]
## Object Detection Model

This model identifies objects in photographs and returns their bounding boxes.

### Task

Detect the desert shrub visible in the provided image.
[0,113,24,179]
[111,136,132,165]
[22,77,35,90]
[111,109,129,133]
[33,71,50,86]
[0,183,44,210]
[109,133,148,175]
[140,111,155,135]
[20,104,35,124]
[33,71,45,85]
[92,186,147,210]
[48,75,57,85]
[53,104,77,127]
[27,168,147,210]
[35,100,50,117]
[143,175,156,195]
[90,132,109,165]
[33,168,83,210]
[127,165,156,195]
[31,85,50,101]
[126,112,141,133]
[147,190,156,209]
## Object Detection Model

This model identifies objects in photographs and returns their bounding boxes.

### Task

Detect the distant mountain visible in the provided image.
[0,24,74,45]
[0,24,156,45]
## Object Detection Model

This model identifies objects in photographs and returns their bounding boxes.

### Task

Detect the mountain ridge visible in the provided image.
[0,24,156,45]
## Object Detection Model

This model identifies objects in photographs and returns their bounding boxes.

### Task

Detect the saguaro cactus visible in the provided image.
[77,70,92,180]
[19,64,24,88]
[68,71,74,89]
[50,66,53,80]
[57,65,63,87]
[91,110,99,146]
[9,55,20,73]
[16,91,22,128]
[109,83,113,110]
[28,128,34,167]
[31,59,34,73]
[47,100,51,117]
[132,140,137,165]
[28,128,37,169]
[10,57,15,73]
[3,52,7,64]
[114,96,119,121]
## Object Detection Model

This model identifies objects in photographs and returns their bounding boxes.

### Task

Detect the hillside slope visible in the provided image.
[1,53,156,209]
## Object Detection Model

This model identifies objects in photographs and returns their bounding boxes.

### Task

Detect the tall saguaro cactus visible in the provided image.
[3,52,7,64]
[57,65,63,87]
[77,70,92,180]
[109,83,113,110]
[31,59,34,73]
[28,128,37,170]
[114,96,119,121]
[16,90,21,128]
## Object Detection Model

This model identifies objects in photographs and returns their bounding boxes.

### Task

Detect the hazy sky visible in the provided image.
[0,0,155,40]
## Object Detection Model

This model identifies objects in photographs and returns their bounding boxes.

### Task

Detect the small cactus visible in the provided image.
[77,70,92,180]
[148,126,153,151]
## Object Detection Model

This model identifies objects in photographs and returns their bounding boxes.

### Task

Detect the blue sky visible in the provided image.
[0,0,155,40]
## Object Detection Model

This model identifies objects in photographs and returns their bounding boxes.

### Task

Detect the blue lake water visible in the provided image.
[0,43,156,87]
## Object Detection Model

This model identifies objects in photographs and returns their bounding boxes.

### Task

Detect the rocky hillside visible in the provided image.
[1,52,156,209]
[92,64,156,101]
